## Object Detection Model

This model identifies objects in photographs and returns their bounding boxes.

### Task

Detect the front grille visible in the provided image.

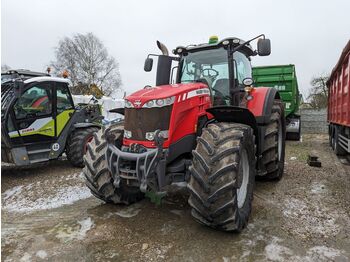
[124,105,172,141]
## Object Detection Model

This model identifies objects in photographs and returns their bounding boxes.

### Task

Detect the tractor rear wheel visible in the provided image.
[83,123,144,204]
[188,122,256,232]
[66,127,99,167]
[261,101,286,180]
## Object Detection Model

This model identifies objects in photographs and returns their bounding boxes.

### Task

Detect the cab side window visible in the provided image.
[56,83,74,114]
[14,83,52,119]
[233,52,252,84]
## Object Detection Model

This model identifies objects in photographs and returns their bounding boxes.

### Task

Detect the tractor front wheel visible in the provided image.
[188,122,256,232]
[83,123,144,204]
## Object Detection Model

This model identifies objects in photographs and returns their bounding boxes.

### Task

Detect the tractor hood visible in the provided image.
[125,82,209,108]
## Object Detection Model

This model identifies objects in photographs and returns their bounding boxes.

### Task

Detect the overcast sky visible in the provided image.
[1,0,349,98]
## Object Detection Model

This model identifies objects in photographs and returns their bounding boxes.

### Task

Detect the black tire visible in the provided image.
[83,123,144,204]
[66,127,99,167]
[329,124,333,147]
[188,122,256,232]
[261,101,286,180]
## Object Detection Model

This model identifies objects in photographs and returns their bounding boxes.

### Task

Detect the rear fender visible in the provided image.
[247,87,281,124]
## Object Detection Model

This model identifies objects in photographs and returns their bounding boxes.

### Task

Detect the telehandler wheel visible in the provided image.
[66,127,99,168]
[261,101,286,180]
[83,123,144,205]
[188,122,256,232]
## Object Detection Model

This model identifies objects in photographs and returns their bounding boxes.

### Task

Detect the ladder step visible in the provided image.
[27,148,51,155]
[30,158,49,164]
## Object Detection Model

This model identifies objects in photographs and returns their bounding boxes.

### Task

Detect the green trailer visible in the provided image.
[252,64,301,140]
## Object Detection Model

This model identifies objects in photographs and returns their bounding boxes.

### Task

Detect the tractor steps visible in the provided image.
[30,158,50,164]
[27,148,51,155]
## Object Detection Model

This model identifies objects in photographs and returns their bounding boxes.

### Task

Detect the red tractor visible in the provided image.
[84,35,286,232]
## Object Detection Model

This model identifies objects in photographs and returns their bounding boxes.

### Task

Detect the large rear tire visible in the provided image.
[188,122,256,232]
[66,127,99,167]
[83,123,144,204]
[260,101,286,180]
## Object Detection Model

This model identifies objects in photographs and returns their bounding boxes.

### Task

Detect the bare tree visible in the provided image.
[51,33,122,96]
[307,74,329,109]
[1,64,11,72]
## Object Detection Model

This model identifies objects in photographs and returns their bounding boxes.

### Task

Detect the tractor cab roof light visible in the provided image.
[209,36,219,44]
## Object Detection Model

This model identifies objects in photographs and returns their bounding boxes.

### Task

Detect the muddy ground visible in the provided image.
[1,134,350,261]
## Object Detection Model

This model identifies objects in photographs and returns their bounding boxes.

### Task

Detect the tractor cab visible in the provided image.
[145,36,270,107]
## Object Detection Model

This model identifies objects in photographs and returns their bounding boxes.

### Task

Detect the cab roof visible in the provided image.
[173,37,255,57]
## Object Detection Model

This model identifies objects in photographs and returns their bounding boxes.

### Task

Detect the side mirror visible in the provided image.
[144,57,153,72]
[257,38,271,56]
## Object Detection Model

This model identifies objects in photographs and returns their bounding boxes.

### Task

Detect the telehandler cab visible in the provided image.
[84,35,286,232]
[1,70,102,167]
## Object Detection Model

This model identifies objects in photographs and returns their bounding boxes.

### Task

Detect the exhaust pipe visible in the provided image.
[156,40,169,56]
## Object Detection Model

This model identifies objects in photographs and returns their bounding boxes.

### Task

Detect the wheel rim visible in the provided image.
[278,119,283,161]
[237,149,249,209]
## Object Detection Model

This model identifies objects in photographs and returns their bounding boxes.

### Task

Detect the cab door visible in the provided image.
[9,82,56,145]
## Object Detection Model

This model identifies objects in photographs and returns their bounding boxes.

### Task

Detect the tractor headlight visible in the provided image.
[142,96,175,108]
[147,100,154,107]
[145,132,155,141]
[124,130,132,139]
[125,100,134,108]
[145,130,169,141]
[156,99,164,106]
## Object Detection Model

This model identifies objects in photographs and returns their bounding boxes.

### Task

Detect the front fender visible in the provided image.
[206,106,259,154]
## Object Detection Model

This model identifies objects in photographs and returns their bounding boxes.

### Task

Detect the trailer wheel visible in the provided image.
[66,127,99,167]
[261,101,286,180]
[83,123,144,204]
[188,122,256,232]
[333,126,347,156]
[329,124,333,147]
[286,117,301,141]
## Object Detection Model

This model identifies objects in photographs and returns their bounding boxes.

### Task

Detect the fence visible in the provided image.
[300,108,328,134]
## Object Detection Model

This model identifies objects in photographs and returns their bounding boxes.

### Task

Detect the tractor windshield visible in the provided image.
[180,47,230,105]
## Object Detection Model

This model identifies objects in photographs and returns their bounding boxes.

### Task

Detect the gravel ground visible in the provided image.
[1,134,350,261]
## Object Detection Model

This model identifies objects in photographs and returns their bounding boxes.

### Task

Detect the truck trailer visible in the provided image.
[253,64,301,140]
[328,40,350,155]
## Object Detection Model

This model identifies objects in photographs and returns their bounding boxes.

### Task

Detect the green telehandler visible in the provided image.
[1,70,102,167]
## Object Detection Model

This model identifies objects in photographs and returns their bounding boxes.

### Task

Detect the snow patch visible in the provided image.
[2,185,23,200]
[304,246,345,261]
[19,252,31,262]
[2,185,91,212]
[282,197,340,238]
[264,237,293,261]
[115,204,141,218]
[36,250,48,259]
[50,217,94,242]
